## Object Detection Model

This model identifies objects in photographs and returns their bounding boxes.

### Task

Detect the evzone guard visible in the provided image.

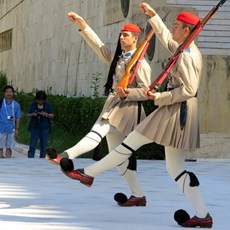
[46,12,152,206]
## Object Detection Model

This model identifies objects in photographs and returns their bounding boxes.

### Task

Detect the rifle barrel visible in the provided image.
[218,0,227,8]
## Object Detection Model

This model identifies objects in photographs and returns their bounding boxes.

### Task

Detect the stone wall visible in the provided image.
[0,0,167,96]
[199,55,230,133]
[0,0,229,133]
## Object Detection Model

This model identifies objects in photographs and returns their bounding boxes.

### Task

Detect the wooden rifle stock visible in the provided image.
[117,29,155,89]
[149,0,227,91]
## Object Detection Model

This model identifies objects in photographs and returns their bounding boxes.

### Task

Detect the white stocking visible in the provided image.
[65,120,112,159]
[106,128,145,197]
[117,159,145,197]
[84,131,152,177]
[165,146,209,218]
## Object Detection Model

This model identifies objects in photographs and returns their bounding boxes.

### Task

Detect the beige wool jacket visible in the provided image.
[80,26,152,136]
[136,14,203,152]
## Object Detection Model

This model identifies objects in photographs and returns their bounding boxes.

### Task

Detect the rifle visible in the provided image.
[149,0,227,91]
[117,29,155,89]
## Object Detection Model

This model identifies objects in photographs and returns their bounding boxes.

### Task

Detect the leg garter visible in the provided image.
[175,170,200,187]
[116,143,135,171]
[127,154,137,171]
[90,130,102,142]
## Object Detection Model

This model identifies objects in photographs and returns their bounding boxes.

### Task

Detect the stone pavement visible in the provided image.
[13,142,39,158]
[0,143,229,230]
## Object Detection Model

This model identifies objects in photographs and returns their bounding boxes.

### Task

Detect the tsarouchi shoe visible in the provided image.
[61,168,94,187]
[118,195,147,207]
[180,213,213,228]
[45,148,62,165]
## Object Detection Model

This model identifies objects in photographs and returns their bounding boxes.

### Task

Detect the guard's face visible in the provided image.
[120,31,137,51]
[4,88,14,100]
[171,20,189,44]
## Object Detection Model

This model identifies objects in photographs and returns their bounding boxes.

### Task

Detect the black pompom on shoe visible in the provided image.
[60,158,74,171]
[174,209,190,225]
[114,193,128,204]
[45,147,58,159]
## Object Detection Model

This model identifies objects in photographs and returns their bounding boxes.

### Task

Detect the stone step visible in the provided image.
[200,48,230,55]
[196,6,230,12]
[199,11,230,20]
[198,35,230,43]
[167,0,230,7]
[201,30,230,36]
[204,24,230,30]
[199,42,230,48]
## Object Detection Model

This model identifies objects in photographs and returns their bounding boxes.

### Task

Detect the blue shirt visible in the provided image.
[0,98,22,134]
[27,101,53,133]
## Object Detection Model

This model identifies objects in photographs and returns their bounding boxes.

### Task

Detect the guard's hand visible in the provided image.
[144,89,156,100]
[139,3,156,17]
[67,12,87,30]
[115,86,129,100]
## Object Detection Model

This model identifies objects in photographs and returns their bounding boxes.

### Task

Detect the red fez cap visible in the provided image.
[176,12,200,25]
[121,24,141,33]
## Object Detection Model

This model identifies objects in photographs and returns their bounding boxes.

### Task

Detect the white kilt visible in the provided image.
[135,97,200,152]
